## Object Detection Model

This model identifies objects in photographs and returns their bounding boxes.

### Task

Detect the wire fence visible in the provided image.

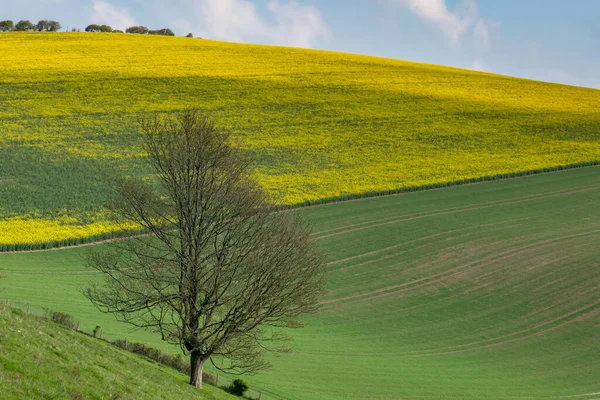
[1,298,288,400]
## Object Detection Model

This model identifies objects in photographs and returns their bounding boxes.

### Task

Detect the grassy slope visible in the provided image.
[2,167,599,399]
[1,32,600,246]
[0,304,236,400]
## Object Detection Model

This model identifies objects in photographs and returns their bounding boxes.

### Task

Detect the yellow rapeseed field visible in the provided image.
[1,32,599,248]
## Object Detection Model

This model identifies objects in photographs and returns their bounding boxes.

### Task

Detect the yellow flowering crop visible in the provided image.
[0,32,599,247]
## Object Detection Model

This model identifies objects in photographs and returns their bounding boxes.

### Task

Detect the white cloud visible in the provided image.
[91,0,136,30]
[469,58,486,71]
[266,1,332,47]
[192,0,331,48]
[389,0,491,49]
[473,19,490,50]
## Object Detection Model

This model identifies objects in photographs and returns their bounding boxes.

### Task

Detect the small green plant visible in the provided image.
[51,311,78,330]
[11,308,24,316]
[229,379,249,396]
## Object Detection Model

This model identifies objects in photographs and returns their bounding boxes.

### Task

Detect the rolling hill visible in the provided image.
[1,32,600,248]
[2,167,599,399]
[0,303,237,400]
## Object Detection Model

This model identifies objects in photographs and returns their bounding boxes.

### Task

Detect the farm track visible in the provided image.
[313,183,600,240]
[2,167,600,399]
[322,229,600,308]
[313,180,600,237]
[299,300,600,358]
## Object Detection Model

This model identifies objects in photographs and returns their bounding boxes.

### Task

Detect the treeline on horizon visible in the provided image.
[0,19,188,37]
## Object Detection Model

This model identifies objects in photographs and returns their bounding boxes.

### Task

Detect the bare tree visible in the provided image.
[85,110,326,388]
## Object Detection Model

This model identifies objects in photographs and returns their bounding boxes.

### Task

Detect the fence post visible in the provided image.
[216,374,219,387]
[259,391,263,400]
[26,304,30,315]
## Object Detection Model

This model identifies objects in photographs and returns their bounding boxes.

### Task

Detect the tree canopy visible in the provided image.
[14,20,35,32]
[85,110,326,388]
[0,20,14,32]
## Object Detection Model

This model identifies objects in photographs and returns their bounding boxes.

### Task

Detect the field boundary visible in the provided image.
[283,160,600,209]
[1,300,285,400]
[1,161,599,252]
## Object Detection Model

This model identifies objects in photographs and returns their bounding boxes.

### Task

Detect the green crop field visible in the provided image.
[2,167,599,399]
[1,32,600,248]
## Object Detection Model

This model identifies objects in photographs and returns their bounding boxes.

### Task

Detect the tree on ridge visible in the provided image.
[0,20,14,32]
[14,20,35,31]
[84,110,327,388]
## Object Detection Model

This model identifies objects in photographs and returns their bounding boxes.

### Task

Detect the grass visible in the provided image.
[1,32,600,246]
[1,167,599,399]
[0,303,238,400]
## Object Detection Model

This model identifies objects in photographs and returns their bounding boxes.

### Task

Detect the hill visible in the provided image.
[2,167,599,399]
[1,32,600,248]
[0,303,237,400]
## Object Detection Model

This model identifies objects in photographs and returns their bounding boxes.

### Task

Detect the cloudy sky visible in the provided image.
[3,0,599,88]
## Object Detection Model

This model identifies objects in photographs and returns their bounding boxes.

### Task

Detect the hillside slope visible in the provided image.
[0,304,237,400]
[2,167,599,399]
[1,32,600,247]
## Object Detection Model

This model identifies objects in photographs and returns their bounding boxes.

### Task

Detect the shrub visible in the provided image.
[51,311,78,330]
[186,32,193,38]
[112,339,189,374]
[11,308,24,317]
[229,379,249,396]
[202,371,218,386]
[110,339,219,383]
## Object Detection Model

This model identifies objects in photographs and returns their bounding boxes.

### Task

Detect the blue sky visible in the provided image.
[2,0,599,88]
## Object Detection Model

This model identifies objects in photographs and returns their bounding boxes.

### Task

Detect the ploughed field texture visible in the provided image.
[2,33,600,248]
[0,304,236,400]
[2,167,599,399]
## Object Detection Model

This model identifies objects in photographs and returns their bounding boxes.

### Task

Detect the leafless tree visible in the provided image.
[84,110,326,388]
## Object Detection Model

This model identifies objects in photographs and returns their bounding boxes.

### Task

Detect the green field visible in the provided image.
[2,167,599,399]
[2,32,600,247]
[0,304,237,400]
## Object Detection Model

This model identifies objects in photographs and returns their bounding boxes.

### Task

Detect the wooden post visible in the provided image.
[26,304,30,315]
[259,391,263,400]
[215,374,219,387]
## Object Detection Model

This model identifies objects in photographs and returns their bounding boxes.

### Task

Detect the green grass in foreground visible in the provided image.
[0,304,236,400]
[1,167,600,399]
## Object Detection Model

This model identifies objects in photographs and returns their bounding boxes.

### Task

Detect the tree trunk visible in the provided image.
[190,350,206,388]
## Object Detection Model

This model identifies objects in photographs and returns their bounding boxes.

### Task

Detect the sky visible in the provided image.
[2,0,599,89]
